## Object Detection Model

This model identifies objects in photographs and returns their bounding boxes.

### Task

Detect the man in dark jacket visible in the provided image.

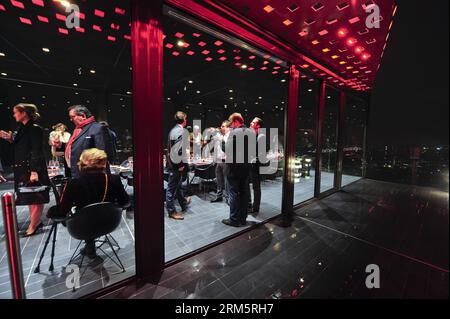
[223,113,256,227]
[166,111,190,220]
[65,105,113,178]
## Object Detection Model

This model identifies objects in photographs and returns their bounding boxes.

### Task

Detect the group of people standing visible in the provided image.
[166,111,266,227]
[0,103,120,238]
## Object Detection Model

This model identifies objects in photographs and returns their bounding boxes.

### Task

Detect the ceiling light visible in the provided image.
[241,64,248,69]
[90,69,96,74]
[42,47,50,53]
[308,89,312,92]
[347,38,357,46]
[196,90,201,94]
[126,91,132,95]
[281,79,286,82]
[1,73,7,76]
[337,28,348,37]
[188,80,193,84]
[229,89,233,93]
[73,83,78,87]
[177,40,185,47]
[0,52,5,57]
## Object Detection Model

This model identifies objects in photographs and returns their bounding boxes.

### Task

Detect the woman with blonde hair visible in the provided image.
[49,148,129,258]
[0,103,50,236]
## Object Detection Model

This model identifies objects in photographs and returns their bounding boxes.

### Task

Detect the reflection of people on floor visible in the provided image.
[222,113,255,227]
[49,148,130,259]
[211,120,231,203]
[166,111,190,220]
[0,156,6,183]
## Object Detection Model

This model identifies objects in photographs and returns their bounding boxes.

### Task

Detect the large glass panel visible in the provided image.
[342,95,367,186]
[163,12,288,262]
[0,0,134,299]
[320,86,339,193]
[293,75,318,204]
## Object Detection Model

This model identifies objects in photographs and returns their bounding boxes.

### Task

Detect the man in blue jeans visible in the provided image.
[222,113,255,227]
[166,111,190,220]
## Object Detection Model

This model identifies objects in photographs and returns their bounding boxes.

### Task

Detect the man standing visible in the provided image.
[248,117,266,215]
[222,113,255,227]
[211,120,231,203]
[166,111,190,220]
[65,105,113,178]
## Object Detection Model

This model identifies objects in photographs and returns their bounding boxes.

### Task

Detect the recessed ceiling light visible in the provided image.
[42,48,50,53]
[17,84,22,88]
[188,80,193,84]
[73,83,78,86]
[177,40,185,47]
[308,89,313,92]
[229,89,233,93]
[0,52,5,57]
[1,73,7,76]
[126,91,132,95]
[90,70,96,74]
[281,79,286,82]
[240,64,248,69]
[258,96,262,99]
[196,90,201,94]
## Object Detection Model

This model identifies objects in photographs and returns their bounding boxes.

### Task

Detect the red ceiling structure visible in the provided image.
[218,0,397,91]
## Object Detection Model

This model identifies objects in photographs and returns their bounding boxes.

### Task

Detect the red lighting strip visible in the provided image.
[37,15,49,23]
[58,27,69,35]
[19,17,32,25]
[115,7,126,15]
[31,0,44,7]
[94,9,105,18]
[11,0,24,9]
[0,4,6,11]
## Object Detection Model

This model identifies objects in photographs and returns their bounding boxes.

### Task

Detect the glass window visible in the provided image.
[342,95,367,186]
[163,11,288,262]
[293,75,318,204]
[320,86,339,193]
[0,0,134,299]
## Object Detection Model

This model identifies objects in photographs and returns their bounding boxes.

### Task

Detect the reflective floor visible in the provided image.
[101,179,449,299]
[0,172,358,299]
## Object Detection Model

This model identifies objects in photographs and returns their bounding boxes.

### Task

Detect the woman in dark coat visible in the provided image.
[0,103,50,236]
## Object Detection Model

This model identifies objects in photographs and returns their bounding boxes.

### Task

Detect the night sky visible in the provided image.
[370,0,449,146]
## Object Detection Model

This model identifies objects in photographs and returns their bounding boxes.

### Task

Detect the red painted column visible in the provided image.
[131,0,165,278]
[281,65,299,215]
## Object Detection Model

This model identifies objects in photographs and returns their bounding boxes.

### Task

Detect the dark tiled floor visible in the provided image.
[101,179,448,299]
[0,172,352,299]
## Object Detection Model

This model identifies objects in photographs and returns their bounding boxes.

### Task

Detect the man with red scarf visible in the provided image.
[65,105,113,178]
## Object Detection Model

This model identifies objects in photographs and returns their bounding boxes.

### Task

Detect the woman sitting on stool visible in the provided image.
[49,148,129,258]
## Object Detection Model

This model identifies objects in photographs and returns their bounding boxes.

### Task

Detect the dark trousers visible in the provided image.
[215,162,229,200]
[227,174,249,224]
[248,164,261,211]
[166,168,187,214]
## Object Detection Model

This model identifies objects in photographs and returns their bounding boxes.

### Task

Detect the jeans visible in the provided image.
[227,174,249,224]
[166,167,187,214]
[248,163,261,211]
[215,162,229,200]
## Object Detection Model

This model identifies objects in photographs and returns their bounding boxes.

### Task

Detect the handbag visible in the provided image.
[15,183,51,206]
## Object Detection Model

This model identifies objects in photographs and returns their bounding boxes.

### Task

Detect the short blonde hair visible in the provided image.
[78,148,108,171]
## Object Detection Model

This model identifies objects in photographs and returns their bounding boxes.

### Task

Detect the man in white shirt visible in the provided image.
[211,120,231,203]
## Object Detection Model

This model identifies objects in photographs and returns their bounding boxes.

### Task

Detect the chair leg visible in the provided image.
[68,240,83,266]
[49,222,58,271]
[34,222,55,273]
[108,234,120,250]
[105,234,125,272]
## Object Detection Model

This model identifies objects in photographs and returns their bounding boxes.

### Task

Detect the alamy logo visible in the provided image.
[65,4,81,29]
[365,4,381,29]
[65,264,80,290]
[365,264,380,289]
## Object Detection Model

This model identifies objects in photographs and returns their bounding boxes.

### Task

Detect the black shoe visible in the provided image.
[20,222,43,237]
[210,197,223,203]
[222,219,241,227]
